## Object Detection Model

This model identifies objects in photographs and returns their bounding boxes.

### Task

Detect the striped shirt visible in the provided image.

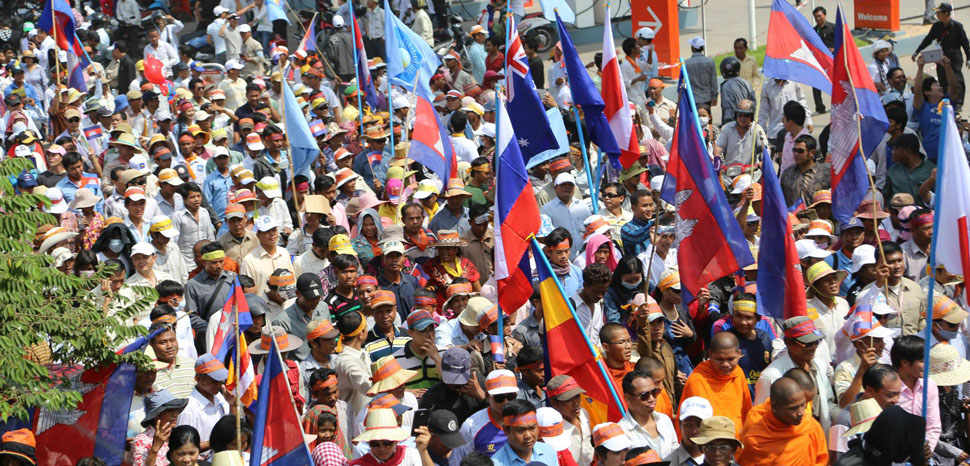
[152,355,196,399]
[364,334,410,363]
[394,342,440,389]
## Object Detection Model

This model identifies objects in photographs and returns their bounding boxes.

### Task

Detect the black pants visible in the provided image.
[366,37,386,61]
[813,87,826,113]
[938,53,966,111]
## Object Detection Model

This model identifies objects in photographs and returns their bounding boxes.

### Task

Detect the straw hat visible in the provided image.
[430,230,468,248]
[841,398,882,438]
[690,416,742,448]
[808,189,832,208]
[249,326,304,354]
[67,187,102,210]
[805,261,848,287]
[929,343,970,387]
[441,177,471,198]
[367,355,418,395]
[38,226,78,254]
[353,409,410,443]
[210,451,245,466]
[363,125,389,140]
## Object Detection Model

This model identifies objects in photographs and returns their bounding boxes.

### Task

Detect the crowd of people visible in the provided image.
[1,1,968,466]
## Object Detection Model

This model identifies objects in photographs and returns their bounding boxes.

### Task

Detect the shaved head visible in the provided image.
[770,377,807,426]
[635,356,665,373]
[711,332,740,352]
[771,377,803,402]
[708,332,742,375]
[783,367,816,392]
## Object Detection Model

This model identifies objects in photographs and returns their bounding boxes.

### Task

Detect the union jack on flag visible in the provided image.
[503,15,556,161]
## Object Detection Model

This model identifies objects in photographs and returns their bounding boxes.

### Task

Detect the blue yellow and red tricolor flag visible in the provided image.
[532,239,626,425]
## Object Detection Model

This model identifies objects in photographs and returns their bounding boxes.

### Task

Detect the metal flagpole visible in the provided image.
[350,4,365,134]
[388,71,395,156]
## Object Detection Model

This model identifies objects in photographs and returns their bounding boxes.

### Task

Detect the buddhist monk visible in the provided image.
[679,332,751,436]
[635,356,674,419]
[737,377,828,466]
[601,323,634,389]
[745,367,816,426]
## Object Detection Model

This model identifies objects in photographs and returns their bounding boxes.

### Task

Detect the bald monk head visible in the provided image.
[709,332,742,376]
[770,377,807,426]
[635,356,667,389]
[783,367,816,405]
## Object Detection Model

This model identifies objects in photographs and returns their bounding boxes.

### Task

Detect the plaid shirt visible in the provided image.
[311,442,348,466]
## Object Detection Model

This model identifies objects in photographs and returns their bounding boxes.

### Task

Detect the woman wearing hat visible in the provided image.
[804,261,850,360]
[929,343,970,465]
[131,389,189,466]
[350,408,433,466]
[419,230,481,311]
[70,187,106,249]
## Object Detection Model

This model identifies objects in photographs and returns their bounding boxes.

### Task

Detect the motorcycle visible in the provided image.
[518,12,555,53]
[182,29,215,63]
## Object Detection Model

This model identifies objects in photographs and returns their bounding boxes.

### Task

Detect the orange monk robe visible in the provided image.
[744,399,813,427]
[679,361,751,437]
[655,386,673,419]
[607,361,635,391]
[736,405,828,466]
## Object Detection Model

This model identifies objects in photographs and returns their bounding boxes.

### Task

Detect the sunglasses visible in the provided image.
[735,112,754,118]
[793,339,820,349]
[369,441,396,448]
[67,118,81,123]
[632,387,662,401]
[701,444,736,454]
[604,192,624,199]
[492,393,516,403]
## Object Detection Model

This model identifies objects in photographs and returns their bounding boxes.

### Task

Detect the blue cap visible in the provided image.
[190,61,205,72]
[481,100,495,112]
[17,171,37,189]
[114,95,129,112]
[841,216,864,231]
[194,353,229,382]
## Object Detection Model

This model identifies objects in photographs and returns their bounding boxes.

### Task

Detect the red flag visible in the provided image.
[600,7,639,168]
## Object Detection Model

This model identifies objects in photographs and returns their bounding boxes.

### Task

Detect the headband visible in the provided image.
[546,239,571,251]
[733,300,757,315]
[549,159,571,172]
[910,212,934,227]
[625,449,663,466]
[307,320,336,340]
[517,362,543,371]
[785,320,820,339]
[195,359,225,375]
[201,250,225,261]
[414,296,436,307]
[343,315,367,337]
[473,213,490,225]
[547,377,582,398]
[269,273,296,287]
[152,314,176,324]
[357,275,379,287]
[260,331,290,350]
[502,412,537,427]
[447,282,474,297]
[312,375,338,392]
[368,394,402,411]
[485,375,517,393]
[593,423,626,447]
[268,133,284,141]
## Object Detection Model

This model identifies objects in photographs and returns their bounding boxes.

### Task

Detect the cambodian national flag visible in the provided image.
[494,95,540,314]
[409,89,456,190]
[39,0,89,92]
[788,198,806,213]
[249,337,313,466]
[554,11,620,167]
[505,15,557,162]
[757,147,807,320]
[764,0,834,94]
[209,277,253,364]
[298,20,316,53]
[828,6,888,224]
[350,7,380,110]
[660,65,754,302]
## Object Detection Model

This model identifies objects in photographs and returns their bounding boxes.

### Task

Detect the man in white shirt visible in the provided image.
[758,79,812,141]
[206,6,231,63]
[363,0,386,59]
[144,28,180,79]
[176,353,230,451]
[618,370,679,458]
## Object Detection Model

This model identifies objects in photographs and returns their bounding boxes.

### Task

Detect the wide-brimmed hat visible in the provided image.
[808,189,831,208]
[334,168,360,189]
[367,355,418,395]
[353,408,410,443]
[930,343,970,386]
[690,416,742,448]
[110,132,145,152]
[441,177,471,198]
[431,230,467,248]
[249,326,304,354]
[141,389,188,427]
[459,296,491,327]
[38,226,78,254]
[842,398,882,437]
[806,261,848,287]
[854,199,889,219]
[67,187,101,210]
[363,125,389,140]
[930,294,970,325]
[210,451,245,466]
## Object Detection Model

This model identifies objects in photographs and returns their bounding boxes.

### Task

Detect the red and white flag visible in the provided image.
[933,102,970,304]
[600,7,639,169]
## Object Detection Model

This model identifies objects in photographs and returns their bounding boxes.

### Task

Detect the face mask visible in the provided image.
[108,238,124,253]
[173,299,186,313]
[622,280,641,290]
[938,329,959,341]
[699,116,710,126]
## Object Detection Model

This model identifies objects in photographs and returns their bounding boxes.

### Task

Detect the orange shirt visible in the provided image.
[607,361,635,391]
[655,386,673,419]
[679,361,752,437]
[737,404,828,466]
[744,399,813,427]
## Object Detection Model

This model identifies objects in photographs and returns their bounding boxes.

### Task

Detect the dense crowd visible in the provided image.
[0,1,968,466]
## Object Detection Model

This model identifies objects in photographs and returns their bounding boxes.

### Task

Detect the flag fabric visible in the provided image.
[932,102,970,304]
[408,91,456,188]
[535,0,574,24]
[489,335,505,363]
[533,240,625,426]
[384,0,440,96]
[350,7,380,110]
[600,7,639,169]
[494,96,540,313]
[84,125,104,155]
[828,6,888,224]
[757,147,807,320]
[249,338,313,466]
[788,198,806,213]
[209,276,253,363]
[38,0,89,92]
[554,12,621,167]
[298,20,317,53]
[35,333,156,466]
[764,0,834,94]
[660,66,754,301]
[504,14,558,162]
[226,330,258,408]
[266,0,289,23]
[66,51,88,92]
[282,79,321,177]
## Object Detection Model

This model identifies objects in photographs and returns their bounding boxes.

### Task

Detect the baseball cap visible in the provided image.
[246,133,265,151]
[536,407,571,452]
[484,369,517,395]
[440,347,471,385]
[131,242,155,257]
[238,24,251,33]
[406,310,437,331]
[158,168,184,186]
[554,173,576,186]
[592,423,634,452]
[635,27,655,40]
[782,316,823,344]
[429,410,465,450]
[149,215,178,239]
[254,215,279,233]
[382,239,405,255]
[679,396,714,421]
[689,36,705,49]
[297,273,324,299]
[124,186,147,201]
[195,353,229,382]
[256,177,282,199]
[795,239,832,260]
[546,375,586,401]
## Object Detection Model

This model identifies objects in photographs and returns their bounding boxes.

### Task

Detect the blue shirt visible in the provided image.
[825,248,855,296]
[428,206,470,235]
[4,82,39,102]
[559,264,584,298]
[540,197,591,259]
[918,100,943,160]
[56,173,104,214]
[491,441,558,466]
[468,42,487,83]
[203,169,234,221]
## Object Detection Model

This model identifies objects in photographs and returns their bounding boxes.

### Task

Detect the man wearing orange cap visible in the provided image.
[680,332,751,436]
[737,377,827,466]
[177,353,230,452]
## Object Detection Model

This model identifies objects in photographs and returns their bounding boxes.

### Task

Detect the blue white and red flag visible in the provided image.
[350,8,380,110]
[249,337,313,466]
[764,0,834,94]
[409,91,456,190]
[757,147,807,320]
[209,276,252,363]
[38,0,90,92]
[504,15,557,162]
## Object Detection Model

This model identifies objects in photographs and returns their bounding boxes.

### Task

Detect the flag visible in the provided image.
[35,333,156,466]
[932,102,970,304]
[66,51,88,92]
[554,12,621,166]
[350,7,379,110]
[409,91,456,187]
[249,338,313,466]
[757,147,807,320]
[209,277,253,363]
[660,66,754,301]
[535,0,574,23]
[489,335,505,364]
[84,125,103,155]
[600,7,639,169]
[494,96,540,313]
[266,0,289,23]
[788,198,806,213]
[38,0,89,92]
[533,240,625,425]
[764,0,834,94]
[282,80,321,177]
[828,6,888,224]
[384,0,440,96]
[298,20,317,53]
[504,14,558,161]
[226,330,258,407]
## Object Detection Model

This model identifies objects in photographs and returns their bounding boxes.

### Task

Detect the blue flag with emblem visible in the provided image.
[282,80,320,177]
[384,0,440,97]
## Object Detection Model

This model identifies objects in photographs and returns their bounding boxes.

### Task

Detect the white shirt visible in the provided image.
[116,0,141,24]
[572,292,604,349]
[144,41,180,77]
[617,411,679,458]
[449,135,479,164]
[176,388,229,442]
[334,345,373,415]
[807,295,850,365]
[154,242,190,285]
[757,79,813,139]
[207,19,228,55]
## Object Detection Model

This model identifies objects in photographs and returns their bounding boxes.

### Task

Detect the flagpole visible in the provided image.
[50,0,61,87]
[233,280,243,458]
[278,60,304,230]
[494,84,505,366]
[747,70,765,177]
[530,237,627,416]
[388,73,395,158]
[350,6,365,135]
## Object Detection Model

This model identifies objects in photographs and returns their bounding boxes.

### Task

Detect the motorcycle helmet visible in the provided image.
[720,56,741,79]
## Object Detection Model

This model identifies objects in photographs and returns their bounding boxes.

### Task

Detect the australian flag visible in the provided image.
[504,15,557,162]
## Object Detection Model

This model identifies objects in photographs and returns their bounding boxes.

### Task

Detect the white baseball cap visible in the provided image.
[592,423,634,452]
[332,15,345,28]
[689,36,705,49]
[131,242,155,257]
[536,407,571,452]
[255,215,279,233]
[238,24,251,33]
[635,28,655,40]
[256,176,282,199]
[850,244,877,274]
[149,215,178,239]
[213,5,228,15]
[679,396,714,421]
[554,172,576,186]
[225,59,245,71]
[382,239,405,255]
[484,369,518,395]
[795,239,832,260]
